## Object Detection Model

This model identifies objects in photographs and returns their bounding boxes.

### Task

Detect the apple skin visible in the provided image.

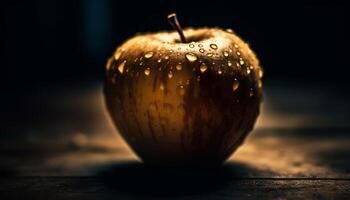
[104,28,263,167]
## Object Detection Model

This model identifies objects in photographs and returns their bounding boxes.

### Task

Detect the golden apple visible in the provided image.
[104,14,263,166]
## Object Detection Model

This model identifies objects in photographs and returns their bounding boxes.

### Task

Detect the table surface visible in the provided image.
[1,82,350,199]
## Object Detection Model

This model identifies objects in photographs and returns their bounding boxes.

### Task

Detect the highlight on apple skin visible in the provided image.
[104,22,263,167]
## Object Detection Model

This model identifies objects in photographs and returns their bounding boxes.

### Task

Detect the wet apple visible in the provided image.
[104,14,263,166]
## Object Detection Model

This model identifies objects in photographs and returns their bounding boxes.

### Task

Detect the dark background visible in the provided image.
[0,0,348,136]
[1,0,348,88]
[1,1,350,198]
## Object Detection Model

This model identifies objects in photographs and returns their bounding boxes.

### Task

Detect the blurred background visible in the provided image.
[0,0,349,177]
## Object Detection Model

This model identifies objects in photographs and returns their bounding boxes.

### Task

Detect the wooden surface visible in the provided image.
[1,83,350,199]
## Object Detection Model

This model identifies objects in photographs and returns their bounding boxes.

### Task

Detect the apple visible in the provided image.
[104,14,263,166]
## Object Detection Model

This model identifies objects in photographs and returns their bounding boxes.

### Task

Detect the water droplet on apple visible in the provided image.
[206,53,213,57]
[189,43,195,48]
[185,53,197,62]
[232,78,239,92]
[210,44,218,50]
[105,57,113,71]
[223,51,229,57]
[246,67,251,75]
[199,64,207,73]
[249,88,254,97]
[228,61,232,67]
[118,61,126,74]
[157,59,162,63]
[144,68,151,76]
[164,56,169,60]
[160,83,165,91]
[177,85,186,96]
[218,69,222,74]
[198,44,204,48]
[234,44,239,48]
[168,71,173,79]
[199,48,205,53]
[236,51,241,56]
[144,51,154,58]
[259,67,264,78]
[114,48,124,60]
[176,64,182,71]
[240,60,245,65]
[226,28,233,33]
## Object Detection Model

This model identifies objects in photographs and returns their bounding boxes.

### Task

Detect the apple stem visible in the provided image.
[167,13,187,43]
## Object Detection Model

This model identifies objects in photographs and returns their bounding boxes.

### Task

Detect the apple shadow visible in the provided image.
[97,160,272,197]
